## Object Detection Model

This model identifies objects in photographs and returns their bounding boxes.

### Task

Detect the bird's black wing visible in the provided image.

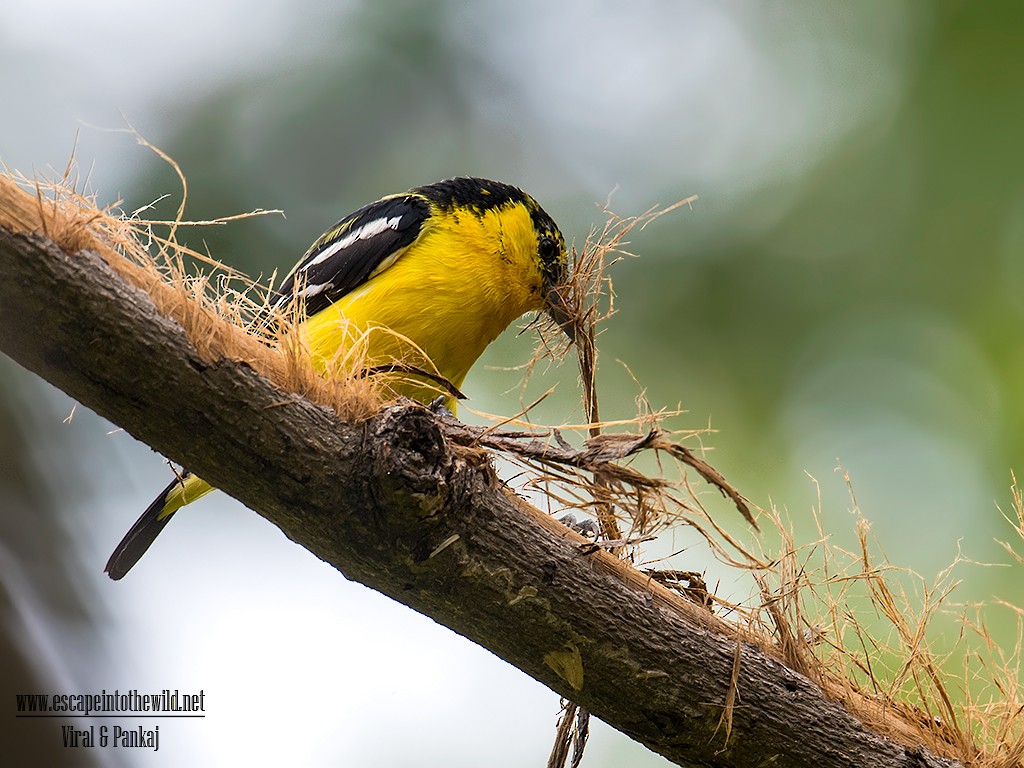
[271,194,431,317]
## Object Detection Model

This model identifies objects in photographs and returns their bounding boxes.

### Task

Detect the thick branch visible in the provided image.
[0,226,959,768]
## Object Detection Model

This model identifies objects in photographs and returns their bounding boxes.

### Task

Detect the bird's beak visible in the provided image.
[546,287,576,345]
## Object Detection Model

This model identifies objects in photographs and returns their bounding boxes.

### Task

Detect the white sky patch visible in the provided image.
[0,0,357,189]
[304,215,405,270]
[453,1,918,215]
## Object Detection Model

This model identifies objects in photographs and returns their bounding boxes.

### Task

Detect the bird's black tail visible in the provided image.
[105,472,212,580]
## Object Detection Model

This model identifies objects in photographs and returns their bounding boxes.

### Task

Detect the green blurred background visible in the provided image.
[3,1,1024,765]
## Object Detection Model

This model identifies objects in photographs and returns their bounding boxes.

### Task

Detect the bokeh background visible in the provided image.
[3,1,1024,765]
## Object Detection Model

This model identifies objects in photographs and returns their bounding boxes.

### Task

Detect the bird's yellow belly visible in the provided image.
[301,241,543,406]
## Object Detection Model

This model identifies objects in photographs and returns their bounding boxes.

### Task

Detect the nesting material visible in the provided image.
[4,148,1024,765]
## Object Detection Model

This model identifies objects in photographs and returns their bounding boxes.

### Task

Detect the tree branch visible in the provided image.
[0,225,960,768]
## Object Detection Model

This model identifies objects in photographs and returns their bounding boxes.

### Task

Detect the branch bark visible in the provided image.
[0,225,960,768]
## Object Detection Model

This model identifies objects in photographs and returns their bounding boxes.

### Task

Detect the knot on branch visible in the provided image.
[370,404,451,519]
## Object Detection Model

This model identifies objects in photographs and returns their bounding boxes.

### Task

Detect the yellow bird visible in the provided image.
[106,177,572,579]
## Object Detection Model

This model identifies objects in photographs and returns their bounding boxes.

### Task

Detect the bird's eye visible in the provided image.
[538,237,557,260]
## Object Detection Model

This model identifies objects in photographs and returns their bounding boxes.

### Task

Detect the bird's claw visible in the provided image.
[427,395,456,420]
[557,513,600,539]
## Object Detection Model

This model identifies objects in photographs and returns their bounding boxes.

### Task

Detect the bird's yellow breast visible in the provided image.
[301,201,546,404]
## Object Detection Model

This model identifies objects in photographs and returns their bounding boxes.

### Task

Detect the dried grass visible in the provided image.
[4,145,1024,766]
[485,193,1024,765]
[1,140,383,422]
[741,474,1024,764]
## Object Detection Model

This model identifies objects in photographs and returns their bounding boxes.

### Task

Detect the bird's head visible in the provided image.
[529,206,575,345]
[416,177,577,345]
